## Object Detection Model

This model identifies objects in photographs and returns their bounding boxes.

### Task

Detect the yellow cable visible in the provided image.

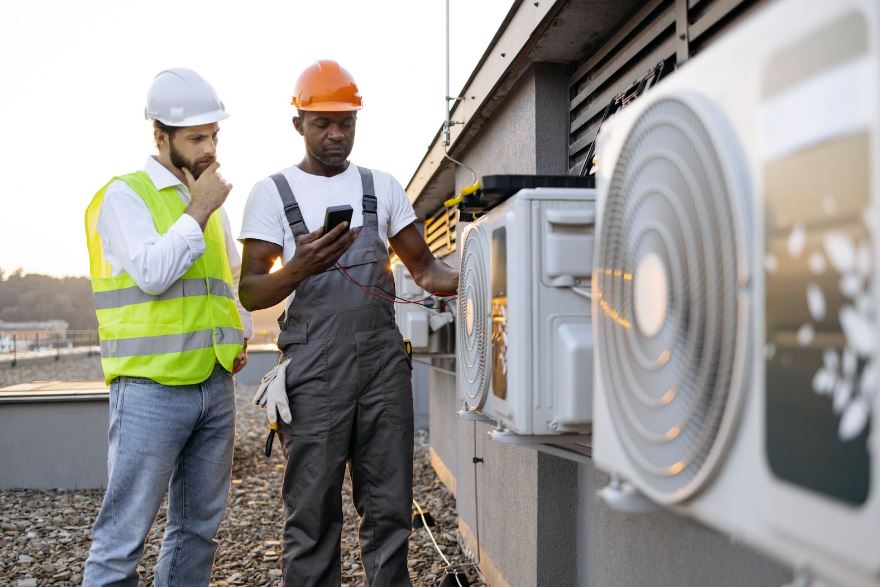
[443,180,481,208]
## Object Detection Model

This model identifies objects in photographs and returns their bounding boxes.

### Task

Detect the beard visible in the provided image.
[308,143,349,168]
[170,141,214,179]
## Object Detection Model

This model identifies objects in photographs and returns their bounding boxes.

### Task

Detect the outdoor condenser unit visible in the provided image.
[393,262,430,349]
[591,0,880,585]
[392,262,453,352]
[457,186,595,437]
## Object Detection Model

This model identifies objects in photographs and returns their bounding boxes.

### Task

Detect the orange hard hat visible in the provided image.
[291,60,363,111]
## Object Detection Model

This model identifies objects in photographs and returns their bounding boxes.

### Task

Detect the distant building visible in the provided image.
[0,320,69,351]
[0,320,69,338]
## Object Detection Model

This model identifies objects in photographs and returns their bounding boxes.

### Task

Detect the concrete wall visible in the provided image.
[429,62,794,586]
[428,368,459,492]
[577,465,791,587]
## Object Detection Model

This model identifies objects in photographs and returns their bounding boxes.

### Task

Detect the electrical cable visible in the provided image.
[334,263,457,310]
[472,421,482,568]
[333,263,402,302]
[413,498,452,567]
[444,151,478,187]
[413,497,466,587]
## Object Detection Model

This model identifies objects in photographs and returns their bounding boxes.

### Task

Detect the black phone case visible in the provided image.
[323,204,354,234]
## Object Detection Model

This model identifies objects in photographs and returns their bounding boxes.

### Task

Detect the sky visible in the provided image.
[0,0,513,278]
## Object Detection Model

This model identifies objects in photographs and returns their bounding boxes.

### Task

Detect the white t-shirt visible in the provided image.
[238,163,417,307]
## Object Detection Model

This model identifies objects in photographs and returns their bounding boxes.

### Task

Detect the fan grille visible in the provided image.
[596,95,748,502]
[458,226,491,410]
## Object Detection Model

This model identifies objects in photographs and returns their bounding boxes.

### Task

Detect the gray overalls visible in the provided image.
[270,167,414,587]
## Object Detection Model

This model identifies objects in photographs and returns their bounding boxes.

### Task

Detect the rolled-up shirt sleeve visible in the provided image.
[97,184,206,296]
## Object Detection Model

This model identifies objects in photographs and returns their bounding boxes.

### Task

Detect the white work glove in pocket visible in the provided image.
[252,358,292,425]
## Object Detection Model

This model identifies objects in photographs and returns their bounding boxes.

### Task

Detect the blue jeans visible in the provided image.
[83,365,236,587]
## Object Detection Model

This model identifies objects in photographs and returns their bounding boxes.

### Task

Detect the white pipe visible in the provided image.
[444,0,451,147]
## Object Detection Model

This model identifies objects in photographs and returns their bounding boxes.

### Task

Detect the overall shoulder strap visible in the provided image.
[270,173,309,239]
[357,166,378,228]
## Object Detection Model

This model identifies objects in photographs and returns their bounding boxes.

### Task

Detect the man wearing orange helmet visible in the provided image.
[238,60,458,586]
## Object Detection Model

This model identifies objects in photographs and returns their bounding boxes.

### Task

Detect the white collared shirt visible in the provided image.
[96,156,253,338]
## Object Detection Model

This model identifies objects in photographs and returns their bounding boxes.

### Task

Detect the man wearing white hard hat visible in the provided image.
[82,68,252,586]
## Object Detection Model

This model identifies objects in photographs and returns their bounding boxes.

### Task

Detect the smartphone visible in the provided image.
[323,204,353,236]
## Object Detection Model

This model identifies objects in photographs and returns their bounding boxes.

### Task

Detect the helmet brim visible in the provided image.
[153,110,230,127]
[295,102,363,112]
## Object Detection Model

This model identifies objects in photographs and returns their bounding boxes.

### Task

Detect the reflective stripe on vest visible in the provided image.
[93,277,234,310]
[85,170,244,386]
[100,327,243,358]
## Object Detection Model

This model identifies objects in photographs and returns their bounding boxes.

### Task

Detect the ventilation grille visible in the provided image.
[569,0,678,175]
[569,0,766,175]
[426,206,457,257]
[458,226,491,410]
[389,207,457,266]
[595,96,747,501]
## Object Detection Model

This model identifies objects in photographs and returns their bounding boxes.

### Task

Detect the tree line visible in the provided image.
[0,269,97,331]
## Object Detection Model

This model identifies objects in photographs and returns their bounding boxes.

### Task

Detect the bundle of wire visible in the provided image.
[334,263,455,308]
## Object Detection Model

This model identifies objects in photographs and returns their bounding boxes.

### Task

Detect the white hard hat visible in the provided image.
[144,68,229,127]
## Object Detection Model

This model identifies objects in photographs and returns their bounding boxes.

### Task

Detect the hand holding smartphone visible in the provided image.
[323,205,354,238]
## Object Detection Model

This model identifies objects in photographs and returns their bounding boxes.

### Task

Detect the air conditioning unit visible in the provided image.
[392,262,454,352]
[592,0,880,585]
[392,262,430,349]
[456,187,596,437]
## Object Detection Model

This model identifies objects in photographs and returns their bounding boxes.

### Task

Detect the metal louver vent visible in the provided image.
[458,227,491,410]
[595,95,749,502]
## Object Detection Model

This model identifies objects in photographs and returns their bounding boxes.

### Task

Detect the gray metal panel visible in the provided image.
[412,362,430,431]
[0,398,109,490]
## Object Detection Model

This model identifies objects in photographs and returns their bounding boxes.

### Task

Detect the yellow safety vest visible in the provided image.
[85,171,244,385]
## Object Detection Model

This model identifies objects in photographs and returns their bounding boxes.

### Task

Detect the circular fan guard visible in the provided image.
[595,95,749,503]
[458,226,491,410]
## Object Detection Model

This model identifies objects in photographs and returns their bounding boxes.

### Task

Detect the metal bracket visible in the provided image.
[489,429,591,445]
[675,0,689,65]
[456,408,496,424]
[598,474,660,513]
[781,569,816,587]
[429,312,454,331]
